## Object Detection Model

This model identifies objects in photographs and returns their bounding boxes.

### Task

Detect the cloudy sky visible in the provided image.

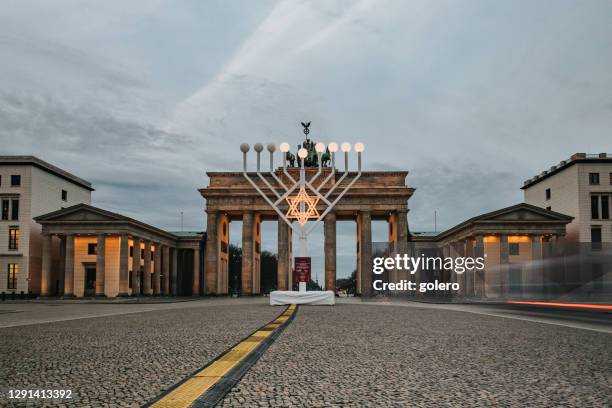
[1,0,611,279]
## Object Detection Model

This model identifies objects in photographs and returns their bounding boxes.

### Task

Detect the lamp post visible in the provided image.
[241,135,364,293]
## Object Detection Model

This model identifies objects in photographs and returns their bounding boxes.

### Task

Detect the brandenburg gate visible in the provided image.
[199,134,414,297]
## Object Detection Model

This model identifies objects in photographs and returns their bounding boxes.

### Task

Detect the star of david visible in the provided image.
[286,186,320,226]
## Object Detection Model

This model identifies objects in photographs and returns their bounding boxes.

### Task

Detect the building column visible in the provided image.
[474,235,485,297]
[217,213,230,294]
[324,212,336,292]
[457,240,466,297]
[530,234,543,298]
[153,243,161,295]
[193,247,200,296]
[118,233,129,296]
[277,220,289,290]
[396,209,409,284]
[132,237,141,296]
[252,213,261,295]
[464,238,474,298]
[41,233,52,296]
[359,210,373,297]
[449,242,459,298]
[499,234,509,299]
[204,211,218,294]
[58,236,66,296]
[241,211,254,295]
[162,245,170,295]
[95,234,105,296]
[171,248,178,296]
[142,240,152,295]
[441,244,451,297]
[64,234,75,297]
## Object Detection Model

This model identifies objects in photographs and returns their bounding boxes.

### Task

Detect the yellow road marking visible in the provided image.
[151,304,296,408]
[195,360,237,377]
[152,377,219,408]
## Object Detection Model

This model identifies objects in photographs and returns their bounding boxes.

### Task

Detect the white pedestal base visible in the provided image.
[269,290,335,306]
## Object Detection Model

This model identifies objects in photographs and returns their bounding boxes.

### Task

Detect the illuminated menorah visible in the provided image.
[240,140,364,292]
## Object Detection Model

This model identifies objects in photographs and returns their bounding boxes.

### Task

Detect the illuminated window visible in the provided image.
[7,263,18,290]
[8,227,19,250]
[509,242,520,256]
[589,172,599,185]
[88,243,97,255]
[10,175,20,187]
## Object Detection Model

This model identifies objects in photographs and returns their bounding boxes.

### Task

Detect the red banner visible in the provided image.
[294,257,311,283]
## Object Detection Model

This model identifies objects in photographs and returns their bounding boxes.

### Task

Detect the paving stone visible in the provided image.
[0,303,281,407]
[220,304,612,407]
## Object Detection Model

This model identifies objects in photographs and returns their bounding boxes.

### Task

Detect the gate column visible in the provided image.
[324,212,336,293]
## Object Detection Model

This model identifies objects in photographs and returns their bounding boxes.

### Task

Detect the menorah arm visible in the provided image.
[270,171,289,192]
[323,170,350,200]
[305,170,362,235]
[304,179,332,206]
[273,182,299,207]
[242,171,301,235]
[316,165,335,193]
[282,160,297,185]
[256,170,282,200]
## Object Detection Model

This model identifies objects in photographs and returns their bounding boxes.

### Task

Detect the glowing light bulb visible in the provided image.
[315,142,325,153]
[298,148,308,159]
[328,142,338,153]
[341,142,351,152]
[279,142,290,153]
[354,142,365,153]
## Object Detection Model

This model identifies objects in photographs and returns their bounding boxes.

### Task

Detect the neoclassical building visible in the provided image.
[34,205,202,297]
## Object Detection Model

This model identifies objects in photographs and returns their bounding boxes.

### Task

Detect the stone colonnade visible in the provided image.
[437,233,560,299]
[39,232,187,298]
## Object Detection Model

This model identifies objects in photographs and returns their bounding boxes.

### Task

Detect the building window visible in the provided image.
[545,188,551,200]
[141,248,145,258]
[88,243,98,255]
[129,271,133,289]
[602,196,610,220]
[591,226,602,250]
[8,227,19,250]
[0,175,2,186]
[7,264,18,290]
[130,245,134,257]
[1,199,8,220]
[591,195,599,219]
[61,189,68,201]
[589,172,599,185]
[546,206,551,211]
[10,175,21,187]
[509,242,520,256]
[11,199,18,220]
[610,173,612,185]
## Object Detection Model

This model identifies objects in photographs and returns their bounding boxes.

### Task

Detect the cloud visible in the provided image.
[1,0,612,276]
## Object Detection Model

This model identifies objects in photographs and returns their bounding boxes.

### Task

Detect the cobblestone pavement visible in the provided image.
[220,303,612,407]
[0,301,282,407]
